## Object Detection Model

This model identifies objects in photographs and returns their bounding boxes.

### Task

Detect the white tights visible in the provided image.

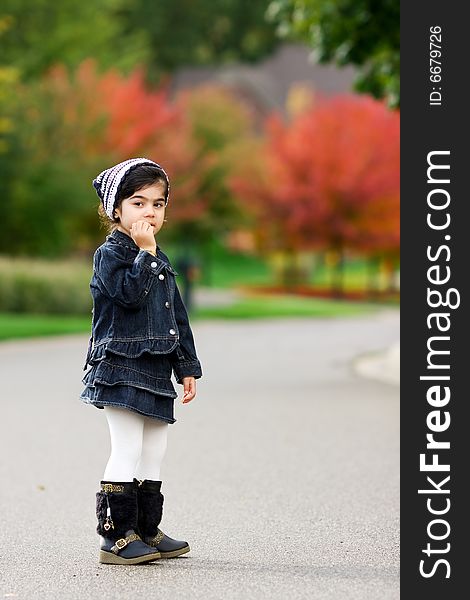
[102,406,168,482]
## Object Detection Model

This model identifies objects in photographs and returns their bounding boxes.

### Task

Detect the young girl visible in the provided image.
[80,158,203,565]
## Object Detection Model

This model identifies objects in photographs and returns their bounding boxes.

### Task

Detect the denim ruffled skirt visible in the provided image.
[80,349,178,423]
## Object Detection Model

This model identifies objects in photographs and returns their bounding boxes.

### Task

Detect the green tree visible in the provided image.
[0,0,149,80]
[118,0,280,81]
[267,0,400,107]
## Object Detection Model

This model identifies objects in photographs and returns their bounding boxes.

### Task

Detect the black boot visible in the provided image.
[96,481,161,564]
[134,479,190,558]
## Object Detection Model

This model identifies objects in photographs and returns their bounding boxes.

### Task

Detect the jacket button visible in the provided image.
[169,328,176,335]
[165,301,170,308]
[158,273,165,280]
[150,261,157,268]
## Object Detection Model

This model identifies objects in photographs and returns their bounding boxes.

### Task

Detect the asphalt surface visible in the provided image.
[0,309,399,600]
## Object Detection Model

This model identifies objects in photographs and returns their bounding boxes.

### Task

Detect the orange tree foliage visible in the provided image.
[5,59,189,254]
[170,85,256,242]
[230,94,400,258]
[36,59,185,165]
[6,61,254,255]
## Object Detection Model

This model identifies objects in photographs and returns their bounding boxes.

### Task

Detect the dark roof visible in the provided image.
[169,43,357,114]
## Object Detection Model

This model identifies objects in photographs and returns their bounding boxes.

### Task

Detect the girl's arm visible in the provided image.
[170,283,203,383]
[93,245,167,309]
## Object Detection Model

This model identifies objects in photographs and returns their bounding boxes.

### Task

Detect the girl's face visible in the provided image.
[114,182,167,239]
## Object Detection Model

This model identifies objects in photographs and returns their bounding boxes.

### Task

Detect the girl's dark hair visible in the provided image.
[98,164,169,233]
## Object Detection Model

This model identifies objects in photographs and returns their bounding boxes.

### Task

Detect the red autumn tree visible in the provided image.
[42,59,189,165]
[230,94,400,291]
[10,60,259,257]
[10,60,222,254]
[47,62,254,242]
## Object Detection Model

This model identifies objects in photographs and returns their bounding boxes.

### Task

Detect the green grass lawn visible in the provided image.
[0,313,91,341]
[192,294,383,319]
[0,245,398,341]
[164,242,395,291]
[0,294,388,342]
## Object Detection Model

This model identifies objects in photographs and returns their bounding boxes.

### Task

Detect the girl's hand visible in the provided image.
[182,377,196,404]
[130,220,157,254]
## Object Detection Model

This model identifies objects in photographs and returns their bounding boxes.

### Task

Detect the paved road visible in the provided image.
[0,310,399,600]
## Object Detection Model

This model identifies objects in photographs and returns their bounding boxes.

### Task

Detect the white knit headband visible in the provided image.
[92,157,170,219]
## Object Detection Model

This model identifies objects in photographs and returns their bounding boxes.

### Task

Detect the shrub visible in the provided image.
[0,255,92,315]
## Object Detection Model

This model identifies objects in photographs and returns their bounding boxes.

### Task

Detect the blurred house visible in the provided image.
[169,43,357,121]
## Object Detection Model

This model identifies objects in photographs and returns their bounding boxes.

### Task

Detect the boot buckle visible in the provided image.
[111,538,128,554]
[111,533,141,554]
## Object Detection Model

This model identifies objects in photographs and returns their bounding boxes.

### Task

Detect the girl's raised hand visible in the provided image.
[130,220,156,253]
[182,377,196,404]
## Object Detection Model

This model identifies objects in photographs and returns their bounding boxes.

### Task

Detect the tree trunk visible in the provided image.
[281,249,305,289]
[329,245,345,298]
[366,255,380,298]
[383,255,398,294]
[201,237,212,287]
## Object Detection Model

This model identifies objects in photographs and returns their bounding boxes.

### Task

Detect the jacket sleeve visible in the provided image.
[93,245,167,309]
[170,283,203,384]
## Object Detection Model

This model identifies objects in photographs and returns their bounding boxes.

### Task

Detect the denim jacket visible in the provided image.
[83,229,202,384]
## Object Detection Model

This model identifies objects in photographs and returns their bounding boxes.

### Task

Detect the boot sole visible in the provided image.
[159,544,190,559]
[99,550,161,565]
